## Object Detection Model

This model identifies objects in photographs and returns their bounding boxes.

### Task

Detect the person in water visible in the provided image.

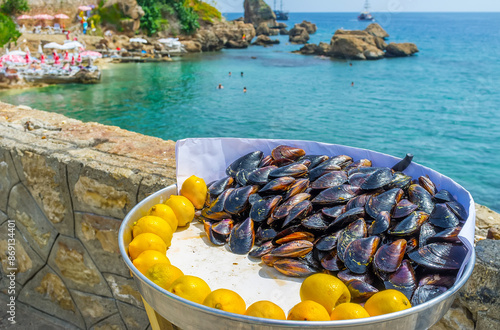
[218,84,224,89]
[243,87,247,93]
[229,72,232,77]
[351,82,354,87]
[241,72,244,77]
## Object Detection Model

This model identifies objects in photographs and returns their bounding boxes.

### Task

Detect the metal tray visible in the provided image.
[119,184,475,330]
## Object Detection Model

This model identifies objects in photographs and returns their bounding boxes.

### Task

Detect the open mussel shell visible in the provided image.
[228,218,255,255]
[388,211,430,236]
[393,199,419,219]
[269,163,308,179]
[259,177,295,195]
[269,240,313,258]
[248,241,274,258]
[201,188,233,220]
[282,200,312,228]
[311,184,360,206]
[315,232,339,251]
[361,167,394,190]
[283,178,310,200]
[409,184,435,214]
[271,145,306,163]
[367,210,390,235]
[226,151,263,177]
[320,249,344,271]
[337,219,367,262]
[428,203,460,229]
[224,185,259,215]
[247,166,278,185]
[273,258,317,277]
[365,188,403,219]
[346,279,379,303]
[408,243,467,271]
[411,285,448,306]
[204,221,224,246]
[373,239,407,273]
[249,195,282,223]
[311,171,348,190]
[383,259,417,300]
[344,236,380,274]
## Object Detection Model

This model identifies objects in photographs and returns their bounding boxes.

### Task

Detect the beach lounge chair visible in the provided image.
[33,26,42,34]
[53,23,63,34]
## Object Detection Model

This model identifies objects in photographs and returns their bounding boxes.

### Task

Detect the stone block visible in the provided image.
[68,163,138,219]
[0,149,19,212]
[71,289,118,328]
[476,310,500,330]
[138,174,174,203]
[75,212,129,277]
[430,303,474,330]
[18,265,85,329]
[90,312,126,330]
[7,183,57,261]
[104,273,144,308]
[11,150,74,236]
[117,301,149,330]
[0,210,7,226]
[47,235,112,297]
[0,272,23,297]
[0,221,44,285]
[0,293,80,330]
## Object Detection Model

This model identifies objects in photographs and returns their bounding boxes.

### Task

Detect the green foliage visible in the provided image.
[173,1,199,34]
[137,0,169,35]
[90,14,101,26]
[0,0,29,16]
[189,0,221,22]
[98,1,126,31]
[0,13,20,47]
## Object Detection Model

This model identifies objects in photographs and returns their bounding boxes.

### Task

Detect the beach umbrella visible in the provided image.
[38,44,43,54]
[129,37,148,44]
[61,41,85,50]
[7,50,26,56]
[70,56,75,65]
[78,6,92,11]
[43,42,64,49]
[77,53,82,62]
[54,14,69,19]
[79,50,102,58]
[0,54,25,63]
[17,15,32,20]
[33,14,54,20]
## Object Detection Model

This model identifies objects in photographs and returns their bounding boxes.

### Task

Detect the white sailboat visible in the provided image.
[358,0,375,21]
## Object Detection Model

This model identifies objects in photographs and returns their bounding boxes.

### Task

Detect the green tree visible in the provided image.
[0,13,21,47]
[1,0,29,16]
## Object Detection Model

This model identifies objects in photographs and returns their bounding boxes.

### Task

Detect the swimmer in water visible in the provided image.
[243,87,247,93]
[218,84,224,89]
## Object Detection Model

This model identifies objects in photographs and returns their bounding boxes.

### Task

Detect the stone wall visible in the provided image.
[0,102,175,329]
[0,102,499,329]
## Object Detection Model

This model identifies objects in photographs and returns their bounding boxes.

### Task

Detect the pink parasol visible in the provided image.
[54,14,70,19]
[79,50,102,58]
[78,6,92,11]
[17,15,32,20]
[33,14,54,20]
[70,56,75,65]
[0,54,25,63]
[77,53,82,62]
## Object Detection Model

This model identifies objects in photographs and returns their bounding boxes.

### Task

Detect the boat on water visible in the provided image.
[358,0,375,21]
[273,0,288,20]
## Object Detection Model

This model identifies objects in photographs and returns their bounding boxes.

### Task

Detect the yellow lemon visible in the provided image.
[364,289,412,316]
[128,233,167,260]
[164,195,195,227]
[147,203,178,232]
[168,275,211,304]
[132,250,170,275]
[287,300,331,321]
[145,263,184,290]
[245,300,286,320]
[132,215,173,247]
[202,289,246,314]
[180,175,207,209]
[300,273,351,313]
[330,303,370,320]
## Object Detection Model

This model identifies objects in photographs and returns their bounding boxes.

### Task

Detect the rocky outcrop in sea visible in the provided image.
[288,21,317,44]
[296,23,418,60]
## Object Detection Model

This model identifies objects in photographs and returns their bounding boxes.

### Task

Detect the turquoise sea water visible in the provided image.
[1,13,499,212]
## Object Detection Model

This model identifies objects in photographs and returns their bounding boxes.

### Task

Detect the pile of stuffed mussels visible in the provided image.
[199,145,468,306]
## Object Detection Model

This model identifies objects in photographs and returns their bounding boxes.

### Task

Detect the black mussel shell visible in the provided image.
[330,207,365,229]
[434,189,454,203]
[361,167,394,190]
[272,193,311,221]
[408,243,467,271]
[228,217,255,255]
[296,159,312,168]
[419,175,437,195]
[446,200,468,221]
[224,185,259,215]
[344,236,380,274]
[367,211,391,235]
[212,219,234,236]
[249,240,274,258]
[345,194,371,211]
[347,172,371,188]
[418,274,456,288]
[320,249,344,271]
[298,251,322,270]
[347,279,379,303]
[250,195,282,223]
[269,163,308,179]
[406,237,419,253]
[345,159,372,172]
[321,205,344,219]
[259,155,274,167]
[269,240,314,258]
[271,145,306,163]
[419,222,437,247]
[311,171,348,190]
[409,184,435,214]
[283,178,310,200]
[390,172,413,190]
[388,211,430,236]
[208,176,235,197]
[261,254,281,267]
[365,188,404,219]
[255,226,278,245]
[411,285,447,306]
[315,232,340,251]
[428,203,460,229]
[337,219,367,262]
[259,177,295,195]
[347,166,379,177]
[302,213,330,231]
[273,258,317,277]
[271,224,302,245]
[201,188,233,220]
[275,231,315,245]
[427,227,462,244]
[282,200,313,228]
[299,155,329,169]
[384,259,417,300]
[235,169,250,186]
[226,151,263,177]
[337,269,375,285]
[393,199,418,219]
[311,184,360,206]
[247,166,278,185]
[373,239,407,273]
[329,155,353,168]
